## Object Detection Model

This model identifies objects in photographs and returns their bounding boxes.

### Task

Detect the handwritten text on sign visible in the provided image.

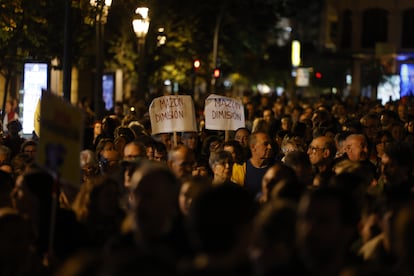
[205,94,245,130]
[154,97,185,122]
[149,95,197,134]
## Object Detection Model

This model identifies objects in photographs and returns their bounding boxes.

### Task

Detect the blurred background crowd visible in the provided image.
[1,93,414,276]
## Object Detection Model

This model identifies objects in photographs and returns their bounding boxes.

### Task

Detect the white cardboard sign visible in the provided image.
[149,95,197,134]
[204,94,245,130]
[37,91,83,188]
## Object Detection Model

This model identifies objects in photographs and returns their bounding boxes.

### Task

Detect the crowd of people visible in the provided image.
[1,92,414,275]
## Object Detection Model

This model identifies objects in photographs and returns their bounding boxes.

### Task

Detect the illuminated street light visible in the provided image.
[193,59,201,71]
[213,68,221,78]
[90,0,112,119]
[135,7,149,19]
[132,8,150,41]
[132,7,150,97]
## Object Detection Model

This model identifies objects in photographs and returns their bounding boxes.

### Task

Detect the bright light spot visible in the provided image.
[193,60,200,69]
[135,7,149,19]
[257,84,272,95]
[173,82,179,93]
[213,69,220,78]
[332,87,337,94]
[157,35,166,46]
[346,74,352,85]
[401,64,409,82]
[291,40,301,67]
[276,86,284,96]
[90,0,112,7]
[133,18,150,38]
[164,79,171,86]
[396,55,409,61]
[223,80,232,88]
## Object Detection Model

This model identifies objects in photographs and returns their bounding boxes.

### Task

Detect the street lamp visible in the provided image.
[132,7,150,41]
[90,0,112,119]
[132,7,150,98]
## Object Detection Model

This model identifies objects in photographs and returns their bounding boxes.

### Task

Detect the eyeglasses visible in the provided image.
[308,146,325,153]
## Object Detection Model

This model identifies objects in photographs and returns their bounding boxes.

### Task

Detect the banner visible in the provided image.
[37,91,83,188]
[204,94,245,130]
[149,95,197,134]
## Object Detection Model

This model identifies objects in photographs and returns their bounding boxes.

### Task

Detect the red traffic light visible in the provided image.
[213,68,220,78]
[193,59,200,70]
[315,72,323,79]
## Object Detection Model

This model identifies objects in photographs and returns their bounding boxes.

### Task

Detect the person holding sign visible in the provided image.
[168,145,196,180]
[181,131,200,156]
[153,133,172,152]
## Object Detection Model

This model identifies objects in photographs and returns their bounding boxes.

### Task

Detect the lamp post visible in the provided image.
[90,0,112,119]
[63,0,72,102]
[132,7,150,99]
[211,6,225,93]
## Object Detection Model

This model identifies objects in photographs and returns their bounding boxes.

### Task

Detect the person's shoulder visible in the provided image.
[233,162,246,170]
[358,233,385,261]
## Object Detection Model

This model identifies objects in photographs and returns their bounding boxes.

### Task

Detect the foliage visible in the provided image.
[0,0,326,98]
[104,0,138,86]
[0,0,95,77]
[123,0,284,92]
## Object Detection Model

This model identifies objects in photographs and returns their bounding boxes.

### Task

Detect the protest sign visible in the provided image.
[204,94,245,131]
[37,91,83,188]
[149,95,197,135]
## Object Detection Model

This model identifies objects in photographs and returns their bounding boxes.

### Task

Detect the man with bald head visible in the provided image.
[123,140,146,161]
[168,145,195,180]
[344,134,369,162]
[343,133,377,179]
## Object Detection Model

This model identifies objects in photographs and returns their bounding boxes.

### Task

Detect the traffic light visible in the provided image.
[193,59,200,71]
[315,71,323,79]
[213,68,220,78]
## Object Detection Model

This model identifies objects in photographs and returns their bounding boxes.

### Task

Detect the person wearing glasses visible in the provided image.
[306,136,337,187]
[307,136,337,175]
[209,150,234,186]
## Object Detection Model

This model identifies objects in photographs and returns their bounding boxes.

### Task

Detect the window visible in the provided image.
[341,10,352,49]
[401,8,414,48]
[361,9,388,48]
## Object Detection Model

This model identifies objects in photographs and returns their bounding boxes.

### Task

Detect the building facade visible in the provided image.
[322,0,414,100]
